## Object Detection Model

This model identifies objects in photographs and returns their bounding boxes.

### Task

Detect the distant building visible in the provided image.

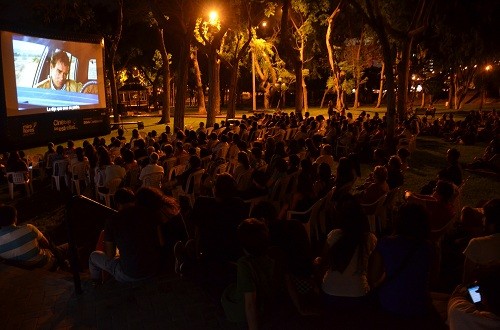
[118,81,148,113]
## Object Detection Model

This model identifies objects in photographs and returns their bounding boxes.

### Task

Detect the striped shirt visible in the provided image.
[0,224,50,265]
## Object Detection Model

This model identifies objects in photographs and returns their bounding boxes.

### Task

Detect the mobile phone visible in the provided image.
[467,284,481,304]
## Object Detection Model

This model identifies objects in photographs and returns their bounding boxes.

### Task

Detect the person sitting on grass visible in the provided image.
[317,194,376,309]
[0,205,67,269]
[462,198,500,285]
[221,218,275,329]
[448,265,500,330]
[466,139,500,174]
[88,187,166,284]
[368,203,435,318]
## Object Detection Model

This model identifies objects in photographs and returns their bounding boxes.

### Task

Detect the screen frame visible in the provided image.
[0,27,110,152]
[1,30,106,117]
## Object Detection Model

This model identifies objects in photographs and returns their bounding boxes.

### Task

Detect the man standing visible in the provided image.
[36,51,83,92]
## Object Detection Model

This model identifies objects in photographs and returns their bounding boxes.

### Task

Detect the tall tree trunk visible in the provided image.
[152,80,158,112]
[191,48,206,114]
[294,61,304,114]
[206,51,220,127]
[302,78,308,111]
[226,60,238,119]
[354,27,364,108]
[107,0,123,124]
[156,27,170,124]
[108,62,119,122]
[214,59,221,116]
[280,0,303,114]
[367,14,396,152]
[376,62,385,108]
[326,4,344,111]
[299,36,308,112]
[174,34,191,130]
[320,88,331,108]
[263,83,272,109]
[447,74,454,109]
[254,50,276,111]
[396,38,413,121]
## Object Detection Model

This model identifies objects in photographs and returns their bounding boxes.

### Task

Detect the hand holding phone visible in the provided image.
[467,284,482,304]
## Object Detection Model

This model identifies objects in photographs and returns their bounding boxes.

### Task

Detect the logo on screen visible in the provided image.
[22,122,38,137]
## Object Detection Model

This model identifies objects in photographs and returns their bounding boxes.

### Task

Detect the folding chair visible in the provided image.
[97,177,123,207]
[70,162,90,196]
[7,171,33,199]
[52,159,69,191]
[174,169,205,207]
[141,172,164,189]
[361,193,388,235]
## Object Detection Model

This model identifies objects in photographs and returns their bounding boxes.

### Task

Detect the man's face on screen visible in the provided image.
[50,61,69,90]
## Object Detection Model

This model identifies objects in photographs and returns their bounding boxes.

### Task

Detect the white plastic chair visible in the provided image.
[141,172,164,189]
[167,164,187,182]
[174,169,205,207]
[52,160,69,191]
[287,197,326,245]
[28,154,44,181]
[70,162,90,196]
[98,177,123,207]
[361,193,388,234]
[7,172,32,199]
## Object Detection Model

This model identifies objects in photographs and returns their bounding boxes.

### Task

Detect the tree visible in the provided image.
[252,35,280,110]
[279,0,303,114]
[150,18,172,124]
[342,27,379,108]
[218,1,260,119]
[428,0,500,110]
[278,0,330,114]
[150,0,200,130]
[325,1,346,111]
[193,13,229,127]
[190,47,207,114]
[348,0,397,151]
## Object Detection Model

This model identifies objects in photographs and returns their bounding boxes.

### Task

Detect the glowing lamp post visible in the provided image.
[479,64,492,111]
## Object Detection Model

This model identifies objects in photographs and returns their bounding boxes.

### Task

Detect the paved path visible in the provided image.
[0,263,230,330]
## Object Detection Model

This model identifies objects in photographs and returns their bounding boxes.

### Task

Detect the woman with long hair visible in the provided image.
[320,194,377,308]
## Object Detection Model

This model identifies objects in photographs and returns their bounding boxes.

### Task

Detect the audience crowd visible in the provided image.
[1,107,500,329]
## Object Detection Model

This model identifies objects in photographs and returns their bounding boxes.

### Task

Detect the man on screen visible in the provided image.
[36,50,83,92]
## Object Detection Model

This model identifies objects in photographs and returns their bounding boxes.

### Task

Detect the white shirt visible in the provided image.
[321,229,377,297]
[139,163,164,180]
[464,233,500,265]
[448,286,500,330]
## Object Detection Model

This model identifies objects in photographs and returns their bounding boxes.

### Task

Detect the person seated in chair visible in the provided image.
[5,151,29,181]
[139,152,164,182]
[358,165,389,205]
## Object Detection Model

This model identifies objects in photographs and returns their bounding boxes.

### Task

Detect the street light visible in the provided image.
[479,64,492,111]
[208,11,218,25]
